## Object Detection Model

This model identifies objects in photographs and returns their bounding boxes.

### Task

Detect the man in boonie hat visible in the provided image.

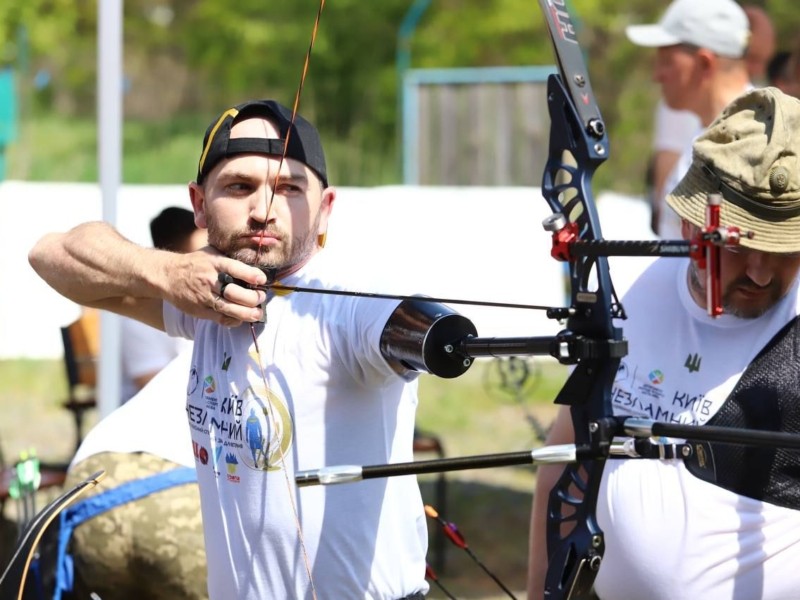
[668,86,800,318]
[531,87,800,600]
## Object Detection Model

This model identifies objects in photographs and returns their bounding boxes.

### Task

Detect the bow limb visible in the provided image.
[536,2,625,598]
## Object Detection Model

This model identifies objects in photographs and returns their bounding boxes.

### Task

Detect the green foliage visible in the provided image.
[10,114,98,181]
[5,1,800,192]
[6,110,399,185]
[8,113,206,183]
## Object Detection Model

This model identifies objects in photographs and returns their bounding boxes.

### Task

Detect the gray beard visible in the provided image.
[688,262,773,319]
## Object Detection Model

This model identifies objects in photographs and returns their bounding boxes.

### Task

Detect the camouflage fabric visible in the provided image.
[64,452,208,600]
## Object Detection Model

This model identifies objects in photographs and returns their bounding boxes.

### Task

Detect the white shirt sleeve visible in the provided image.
[121,317,184,379]
[653,100,701,153]
[120,315,191,402]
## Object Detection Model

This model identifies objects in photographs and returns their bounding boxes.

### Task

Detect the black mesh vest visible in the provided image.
[684,315,800,509]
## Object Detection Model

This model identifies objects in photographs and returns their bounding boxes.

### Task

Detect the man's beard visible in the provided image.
[207,211,322,273]
[688,262,782,319]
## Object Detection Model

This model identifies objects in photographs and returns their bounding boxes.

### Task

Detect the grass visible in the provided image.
[0,360,75,465]
[415,360,565,598]
[0,357,568,599]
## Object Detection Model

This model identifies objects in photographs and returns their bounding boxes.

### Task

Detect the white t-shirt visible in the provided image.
[120,317,191,403]
[71,349,195,468]
[653,101,701,154]
[593,257,800,600]
[164,250,428,600]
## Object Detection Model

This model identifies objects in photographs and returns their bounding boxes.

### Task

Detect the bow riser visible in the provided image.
[536,3,623,598]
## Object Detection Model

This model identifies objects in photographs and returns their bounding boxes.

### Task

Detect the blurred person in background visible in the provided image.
[43,207,209,600]
[645,1,773,239]
[632,0,752,240]
[742,5,776,85]
[767,50,793,92]
[776,39,800,99]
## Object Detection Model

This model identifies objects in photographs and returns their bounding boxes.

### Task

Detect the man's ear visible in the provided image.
[317,186,337,247]
[188,182,209,229]
[680,218,697,241]
[695,48,717,75]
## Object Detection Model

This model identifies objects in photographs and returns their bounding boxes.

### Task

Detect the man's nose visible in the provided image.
[250,187,274,223]
[744,252,774,287]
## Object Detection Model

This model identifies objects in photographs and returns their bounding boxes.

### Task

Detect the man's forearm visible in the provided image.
[30,220,270,329]
[29,221,168,311]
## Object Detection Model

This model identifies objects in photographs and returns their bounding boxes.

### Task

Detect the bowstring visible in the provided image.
[250,1,327,597]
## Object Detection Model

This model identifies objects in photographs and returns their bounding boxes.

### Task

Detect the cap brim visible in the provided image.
[625,24,681,48]
[667,164,800,254]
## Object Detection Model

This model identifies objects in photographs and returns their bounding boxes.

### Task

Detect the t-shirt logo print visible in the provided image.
[239,383,294,472]
[684,353,702,373]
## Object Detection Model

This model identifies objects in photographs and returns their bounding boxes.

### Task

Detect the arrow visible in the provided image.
[425,564,458,600]
[424,505,517,600]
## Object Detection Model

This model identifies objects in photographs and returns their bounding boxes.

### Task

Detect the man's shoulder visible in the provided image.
[293,249,394,297]
[623,257,679,296]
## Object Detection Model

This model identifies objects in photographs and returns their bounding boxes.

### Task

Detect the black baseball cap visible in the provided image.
[196,100,328,188]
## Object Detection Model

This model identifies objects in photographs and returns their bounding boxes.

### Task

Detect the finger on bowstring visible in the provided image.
[218,274,267,309]
[218,272,235,296]
[206,303,246,329]
[218,259,268,288]
[218,315,246,329]
[211,291,265,324]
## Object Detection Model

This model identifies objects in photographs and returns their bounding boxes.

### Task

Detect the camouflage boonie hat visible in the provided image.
[667,87,800,253]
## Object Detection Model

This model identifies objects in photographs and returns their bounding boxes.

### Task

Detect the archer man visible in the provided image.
[530,88,800,600]
[29,99,475,600]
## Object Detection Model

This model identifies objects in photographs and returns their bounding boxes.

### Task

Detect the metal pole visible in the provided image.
[97,0,123,418]
[396,0,432,184]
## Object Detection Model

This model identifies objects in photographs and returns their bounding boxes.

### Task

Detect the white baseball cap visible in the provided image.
[626,0,749,58]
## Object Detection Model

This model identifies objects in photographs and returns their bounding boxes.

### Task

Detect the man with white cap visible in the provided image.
[629,0,752,240]
[530,87,800,599]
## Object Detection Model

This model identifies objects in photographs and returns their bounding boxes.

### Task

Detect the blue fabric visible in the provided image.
[52,466,196,600]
